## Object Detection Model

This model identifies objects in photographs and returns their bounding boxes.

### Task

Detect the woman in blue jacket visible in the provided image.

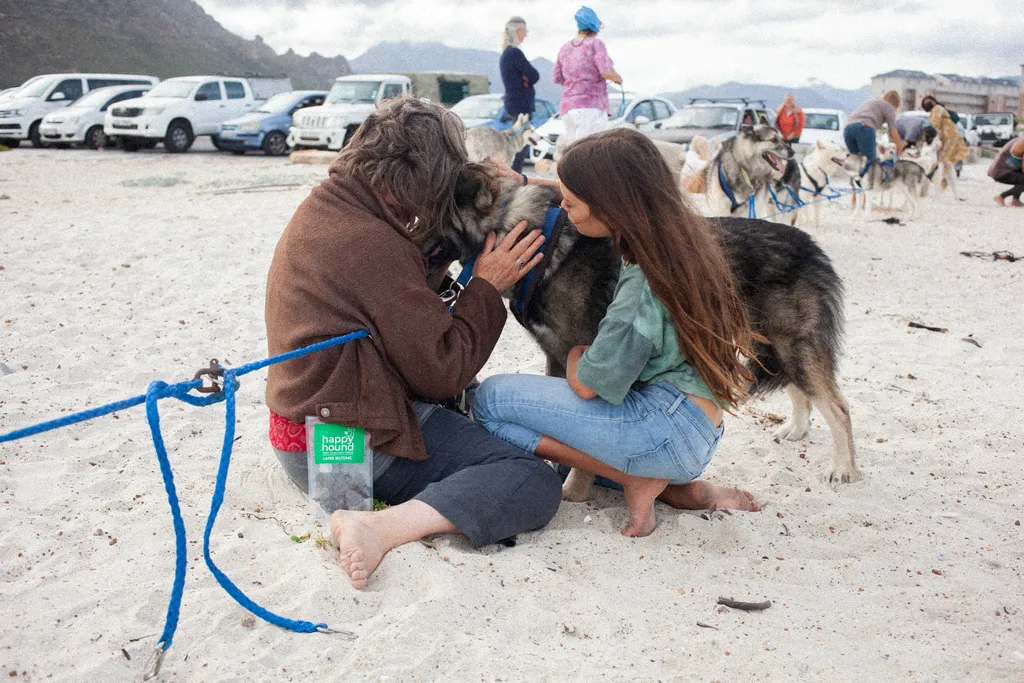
[500,16,540,172]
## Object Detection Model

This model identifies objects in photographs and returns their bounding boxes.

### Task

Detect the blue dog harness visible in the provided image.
[444,205,565,321]
[718,163,758,218]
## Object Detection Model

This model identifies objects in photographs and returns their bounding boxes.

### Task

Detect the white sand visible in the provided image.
[1,145,1022,682]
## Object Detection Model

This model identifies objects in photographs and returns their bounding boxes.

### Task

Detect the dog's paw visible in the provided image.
[822,465,861,484]
[773,419,809,441]
[561,469,594,502]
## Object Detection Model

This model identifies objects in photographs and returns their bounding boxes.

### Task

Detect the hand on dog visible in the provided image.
[472,219,544,291]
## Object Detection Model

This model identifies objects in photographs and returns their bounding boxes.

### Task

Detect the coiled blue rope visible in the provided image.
[0,329,369,677]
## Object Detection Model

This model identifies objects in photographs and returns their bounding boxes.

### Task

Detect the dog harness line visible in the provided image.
[511,206,565,324]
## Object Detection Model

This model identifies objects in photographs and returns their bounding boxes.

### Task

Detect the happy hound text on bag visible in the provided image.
[313,424,365,464]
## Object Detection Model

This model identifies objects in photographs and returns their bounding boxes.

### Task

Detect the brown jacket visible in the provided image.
[265,164,506,461]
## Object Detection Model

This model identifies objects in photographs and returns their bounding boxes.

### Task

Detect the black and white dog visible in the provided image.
[704,125,794,218]
[436,165,859,496]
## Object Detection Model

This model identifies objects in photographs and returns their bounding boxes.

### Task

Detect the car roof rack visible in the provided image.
[688,97,768,108]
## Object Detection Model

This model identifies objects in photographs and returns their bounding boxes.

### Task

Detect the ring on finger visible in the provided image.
[515,259,525,270]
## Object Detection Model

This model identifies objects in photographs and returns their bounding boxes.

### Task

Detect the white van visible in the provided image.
[39,85,153,149]
[0,73,159,147]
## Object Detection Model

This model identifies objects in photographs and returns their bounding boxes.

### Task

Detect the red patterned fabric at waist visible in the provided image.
[269,410,306,452]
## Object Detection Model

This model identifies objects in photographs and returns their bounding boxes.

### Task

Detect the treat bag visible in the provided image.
[305,417,374,520]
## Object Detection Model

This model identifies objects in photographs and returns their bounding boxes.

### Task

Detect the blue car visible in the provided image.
[215,90,327,156]
[450,93,557,131]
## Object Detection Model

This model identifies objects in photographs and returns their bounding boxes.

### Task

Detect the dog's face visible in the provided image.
[737,124,793,179]
[814,139,849,174]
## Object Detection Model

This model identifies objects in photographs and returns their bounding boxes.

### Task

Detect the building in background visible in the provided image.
[871,69,1020,115]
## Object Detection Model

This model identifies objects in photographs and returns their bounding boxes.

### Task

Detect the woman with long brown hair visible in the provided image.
[475,128,761,537]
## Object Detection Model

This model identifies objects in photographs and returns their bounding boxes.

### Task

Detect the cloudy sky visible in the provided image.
[196,0,1019,92]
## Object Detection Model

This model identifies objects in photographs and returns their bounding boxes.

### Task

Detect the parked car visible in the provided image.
[215,90,327,156]
[797,108,847,147]
[104,76,289,153]
[38,85,152,149]
[973,112,1015,147]
[449,93,558,130]
[288,74,411,151]
[646,98,772,147]
[0,73,158,148]
[528,92,676,163]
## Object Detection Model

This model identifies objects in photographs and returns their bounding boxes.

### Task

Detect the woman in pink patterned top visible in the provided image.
[552,6,622,158]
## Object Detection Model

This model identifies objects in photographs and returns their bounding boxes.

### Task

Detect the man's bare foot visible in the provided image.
[994,195,1006,206]
[1012,199,1024,207]
[659,480,761,512]
[331,510,388,590]
[621,477,669,537]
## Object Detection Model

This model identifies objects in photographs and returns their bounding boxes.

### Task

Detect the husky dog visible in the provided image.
[704,125,793,217]
[901,138,939,194]
[440,165,859,491]
[464,113,539,166]
[787,140,850,229]
[854,146,929,220]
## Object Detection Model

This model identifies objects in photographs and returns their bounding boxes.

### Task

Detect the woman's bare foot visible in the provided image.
[994,195,1006,206]
[621,477,669,537]
[331,510,388,590]
[659,480,761,512]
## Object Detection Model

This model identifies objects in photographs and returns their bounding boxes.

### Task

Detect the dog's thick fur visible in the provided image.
[441,166,859,492]
[704,125,793,217]
[851,146,930,220]
[464,114,538,166]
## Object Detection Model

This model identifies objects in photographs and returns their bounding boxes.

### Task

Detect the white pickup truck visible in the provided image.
[288,74,411,151]
[104,76,290,153]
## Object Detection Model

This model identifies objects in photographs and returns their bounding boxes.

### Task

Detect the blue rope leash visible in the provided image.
[0,329,369,677]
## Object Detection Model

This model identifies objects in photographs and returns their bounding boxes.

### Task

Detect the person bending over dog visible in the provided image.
[265,97,561,589]
[844,90,903,177]
[474,129,761,538]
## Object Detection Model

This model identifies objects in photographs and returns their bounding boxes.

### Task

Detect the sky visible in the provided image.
[195,0,1020,93]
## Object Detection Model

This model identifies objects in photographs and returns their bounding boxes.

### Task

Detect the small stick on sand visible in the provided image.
[717,597,772,611]
[908,321,948,333]
[696,622,719,630]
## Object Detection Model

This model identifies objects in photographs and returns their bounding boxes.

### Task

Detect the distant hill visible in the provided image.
[349,41,561,105]
[661,80,871,113]
[0,0,350,90]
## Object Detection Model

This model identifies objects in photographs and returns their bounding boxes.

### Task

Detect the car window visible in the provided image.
[88,78,113,90]
[741,109,756,126]
[628,100,655,122]
[304,95,325,108]
[196,82,222,101]
[652,101,672,120]
[381,83,404,100]
[756,110,770,125]
[49,78,83,102]
[103,91,145,111]
[541,101,556,118]
[224,81,246,100]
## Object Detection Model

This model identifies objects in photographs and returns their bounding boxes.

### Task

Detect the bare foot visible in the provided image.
[331,510,388,590]
[621,477,669,537]
[659,480,761,512]
[994,195,1006,206]
[1012,199,1024,207]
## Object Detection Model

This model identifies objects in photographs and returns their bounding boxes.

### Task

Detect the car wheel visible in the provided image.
[164,121,194,153]
[263,131,289,156]
[211,134,230,152]
[118,137,140,152]
[84,125,107,149]
[28,121,48,148]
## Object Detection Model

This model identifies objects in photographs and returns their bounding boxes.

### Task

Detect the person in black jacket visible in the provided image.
[499,16,540,172]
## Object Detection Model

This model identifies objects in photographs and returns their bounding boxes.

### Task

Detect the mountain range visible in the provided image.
[2,1,869,111]
[0,0,351,90]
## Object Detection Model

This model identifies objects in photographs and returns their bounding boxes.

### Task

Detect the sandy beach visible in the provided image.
[1,144,1022,682]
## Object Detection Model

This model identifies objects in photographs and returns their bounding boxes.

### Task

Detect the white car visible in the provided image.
[288,74,411,151]
[799,108,847,147]
[0,73,158,148]
[104,76,276,153]
[39,85,152,149]
[529,92,677,162]
[973,112,1016,147]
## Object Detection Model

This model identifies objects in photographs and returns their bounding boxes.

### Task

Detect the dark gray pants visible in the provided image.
[273,404,562,548]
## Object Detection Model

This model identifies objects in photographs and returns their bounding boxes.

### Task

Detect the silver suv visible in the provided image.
[646,98,772,147]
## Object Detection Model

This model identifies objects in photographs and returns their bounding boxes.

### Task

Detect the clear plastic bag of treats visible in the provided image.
[305,417,373,520]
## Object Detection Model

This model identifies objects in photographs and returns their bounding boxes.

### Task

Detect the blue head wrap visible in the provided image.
[575,6,601,33]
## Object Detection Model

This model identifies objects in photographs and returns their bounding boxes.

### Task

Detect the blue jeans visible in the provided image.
[844,122,877,175]
[473,376,723,484]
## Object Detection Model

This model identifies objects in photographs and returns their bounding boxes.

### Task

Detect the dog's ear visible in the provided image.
[454,163,496,213]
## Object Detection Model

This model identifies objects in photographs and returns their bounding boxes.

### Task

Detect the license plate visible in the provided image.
[112,121,137,130]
